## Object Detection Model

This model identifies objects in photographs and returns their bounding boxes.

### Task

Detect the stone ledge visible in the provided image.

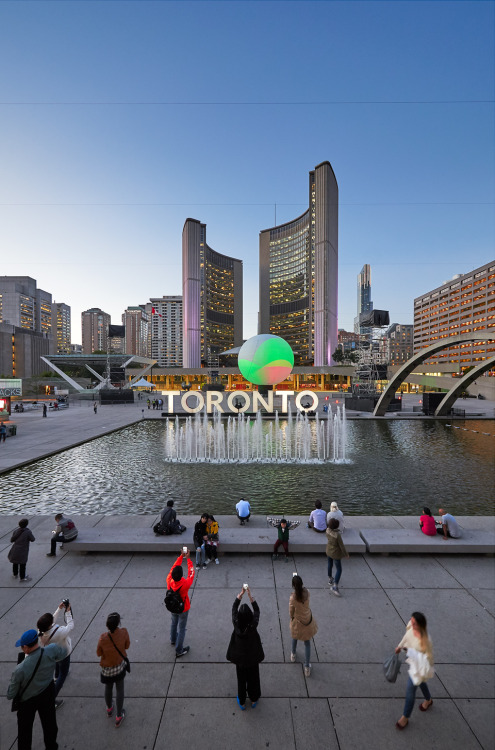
[68,526,366,554]
[360,528,495,554]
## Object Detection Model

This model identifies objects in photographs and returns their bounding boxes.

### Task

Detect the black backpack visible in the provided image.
[164,588,185,614]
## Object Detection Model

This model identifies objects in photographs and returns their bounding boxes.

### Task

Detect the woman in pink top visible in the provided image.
[419,507,437,536]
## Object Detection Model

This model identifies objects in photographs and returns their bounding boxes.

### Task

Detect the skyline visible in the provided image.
[1,1,493,344]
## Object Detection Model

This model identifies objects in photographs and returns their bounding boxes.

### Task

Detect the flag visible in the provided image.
[152,307,162,317]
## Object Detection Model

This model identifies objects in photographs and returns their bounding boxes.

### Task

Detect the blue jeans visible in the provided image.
[196,545,205,566]
[54,654,70,697]
[327,557,342,584]
[170,610,189,654]
[291,638,311,667]
[403,676,431,718]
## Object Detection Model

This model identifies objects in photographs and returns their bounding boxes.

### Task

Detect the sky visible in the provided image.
[0,0,493,345]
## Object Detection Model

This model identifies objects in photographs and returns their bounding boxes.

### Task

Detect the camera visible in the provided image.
[61,598,70,609]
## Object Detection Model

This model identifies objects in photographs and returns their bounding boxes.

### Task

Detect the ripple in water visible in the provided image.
[0,419,493,516]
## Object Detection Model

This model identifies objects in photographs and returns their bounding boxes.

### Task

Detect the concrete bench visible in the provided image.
[359,528,495,554]
[68,525,366,554]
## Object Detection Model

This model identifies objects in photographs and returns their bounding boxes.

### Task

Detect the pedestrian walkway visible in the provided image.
[1,517,493,749]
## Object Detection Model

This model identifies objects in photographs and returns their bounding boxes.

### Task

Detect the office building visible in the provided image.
[354,264,373,335]
[81,308,111,353]
[0,276,54,338]
[145,297,183,367]
[52,302,71,354]
[413,261,495,369]
[183,219,243,367]
[259,161,338,366]
[384,323,413,365]
[0,322,52,378]
[122,306,149,357]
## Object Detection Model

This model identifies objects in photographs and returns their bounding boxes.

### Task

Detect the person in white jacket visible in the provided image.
[37,602,74,709]
[394,611,434,729]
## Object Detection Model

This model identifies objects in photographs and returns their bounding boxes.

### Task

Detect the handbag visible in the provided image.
[107,633,131,673]
[11,649,43,712]
[383,651,402,683]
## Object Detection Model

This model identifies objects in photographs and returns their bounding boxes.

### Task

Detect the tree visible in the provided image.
[332,348,344,364]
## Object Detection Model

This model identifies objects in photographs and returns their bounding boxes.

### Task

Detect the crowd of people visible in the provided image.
[6,500,453,747]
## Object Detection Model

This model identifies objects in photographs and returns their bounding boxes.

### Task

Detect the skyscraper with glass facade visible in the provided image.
[259,161,338,366]
[182,219,243,368]
[354,264,373,335]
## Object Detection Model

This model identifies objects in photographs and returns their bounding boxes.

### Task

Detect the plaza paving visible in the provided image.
[0,515,494,750]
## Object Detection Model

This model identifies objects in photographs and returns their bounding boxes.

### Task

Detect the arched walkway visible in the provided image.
[373,331,494,417]
[434,355,495,415]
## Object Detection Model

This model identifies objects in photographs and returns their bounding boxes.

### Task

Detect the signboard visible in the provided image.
[160,390,320,414]
[0,379,22,397]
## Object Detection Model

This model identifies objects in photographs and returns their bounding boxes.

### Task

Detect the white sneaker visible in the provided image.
[215,558,220,565]
[331,585,341,597]
[304,664,311,677]
[290,653,296,663]
[20,576,32,582]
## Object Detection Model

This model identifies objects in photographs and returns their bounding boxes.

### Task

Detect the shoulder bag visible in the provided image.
[107,632,131,673]
[11,649,44,712]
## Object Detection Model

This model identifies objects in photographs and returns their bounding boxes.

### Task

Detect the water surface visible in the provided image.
[0,419,493,516]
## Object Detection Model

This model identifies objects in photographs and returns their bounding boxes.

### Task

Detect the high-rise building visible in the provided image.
[81,308,111,353]
[145,297,183,367]
[413,261,495,369]
[259,161,338,366]
[354,264,373,335]
[122,306,149,357]
[182,219,243,367]
[337,328,360,356]
[51,302,71,354]
[0,276,54,337]
[384,323,413,365]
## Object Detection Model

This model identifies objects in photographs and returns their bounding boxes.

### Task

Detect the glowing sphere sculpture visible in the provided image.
[238,334,294,386]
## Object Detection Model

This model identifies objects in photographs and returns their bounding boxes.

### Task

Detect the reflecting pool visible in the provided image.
[1,419,494,516]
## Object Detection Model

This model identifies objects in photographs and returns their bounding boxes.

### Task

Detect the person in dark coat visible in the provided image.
[8,519,35,582]
[226,586,264,710]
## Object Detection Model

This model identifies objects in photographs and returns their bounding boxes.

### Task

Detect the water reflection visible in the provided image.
[0,420,493,516]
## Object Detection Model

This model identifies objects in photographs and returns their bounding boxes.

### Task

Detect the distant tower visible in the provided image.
[259,161,338,366]
[81,308,111,353]
[145,297,183,367]
[182,219,243,368]
[354,264,373,334]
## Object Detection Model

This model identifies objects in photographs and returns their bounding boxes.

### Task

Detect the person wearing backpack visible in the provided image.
[166,549,195,658]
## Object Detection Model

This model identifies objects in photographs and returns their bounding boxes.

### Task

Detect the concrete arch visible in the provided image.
[434,355,495,416]
[373,331,494,417]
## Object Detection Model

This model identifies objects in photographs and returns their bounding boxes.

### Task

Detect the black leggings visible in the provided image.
[13,563,27,579]
[104,678,125,716]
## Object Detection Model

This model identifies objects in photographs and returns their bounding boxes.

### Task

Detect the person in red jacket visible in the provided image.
[166,549,195,658]
[419,507,437,536]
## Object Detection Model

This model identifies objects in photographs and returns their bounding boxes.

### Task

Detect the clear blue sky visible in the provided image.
[1,0,493,344]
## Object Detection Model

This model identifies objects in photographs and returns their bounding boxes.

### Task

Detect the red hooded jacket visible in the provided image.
[166,554,195,612]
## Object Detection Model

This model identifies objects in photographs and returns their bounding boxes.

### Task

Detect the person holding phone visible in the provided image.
[226,585,264,710]
[166,548,195,658]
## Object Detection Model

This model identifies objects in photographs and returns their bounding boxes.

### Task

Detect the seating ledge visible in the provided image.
[68,527,366,554]
[359,528,495,554]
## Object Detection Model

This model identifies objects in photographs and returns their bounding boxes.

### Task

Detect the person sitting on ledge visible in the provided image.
[419,507,437,536]
[307,500,327,533]
[327,502,346,531]
[437,508,462,540]
[47,513,78,557]
[236,498,251,525]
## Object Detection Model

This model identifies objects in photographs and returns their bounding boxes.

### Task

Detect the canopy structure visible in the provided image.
[130,378,155,389]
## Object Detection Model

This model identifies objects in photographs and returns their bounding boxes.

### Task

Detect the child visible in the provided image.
[8,519,35,582]
[271,518,295,562]
[205,514,220,565]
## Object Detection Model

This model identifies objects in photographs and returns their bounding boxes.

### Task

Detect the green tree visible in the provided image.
[332,348,344,364]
